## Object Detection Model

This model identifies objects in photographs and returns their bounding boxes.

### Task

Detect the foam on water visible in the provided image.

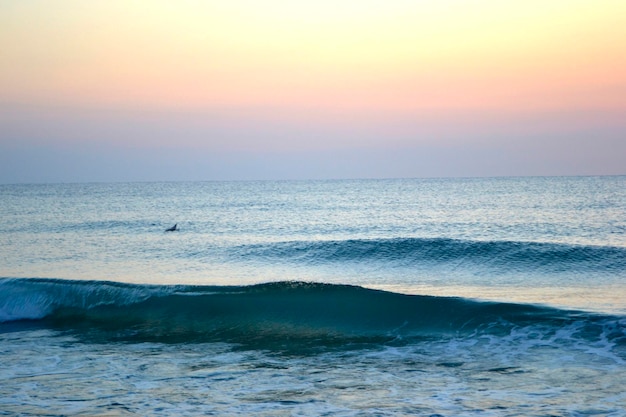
[1,322,625,416]
[0,278,165,323]
[1,177,626,415]
[1,279,625,371]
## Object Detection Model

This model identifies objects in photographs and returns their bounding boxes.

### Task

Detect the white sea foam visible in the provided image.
[1,325,625,416]
[0,281,53,322]
[0,278,174,322]
[1,178,626,415]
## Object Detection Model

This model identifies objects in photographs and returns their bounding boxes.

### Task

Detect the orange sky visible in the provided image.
[2,0,625,113]
[1,0,625,181]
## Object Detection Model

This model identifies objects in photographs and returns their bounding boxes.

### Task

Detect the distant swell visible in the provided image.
[230,237,626,274]
[1,278,624,352]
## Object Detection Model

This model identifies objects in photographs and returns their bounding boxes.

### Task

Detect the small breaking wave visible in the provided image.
[1,278,624,354]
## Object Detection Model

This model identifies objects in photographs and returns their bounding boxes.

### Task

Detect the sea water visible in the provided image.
[1,177,625,416]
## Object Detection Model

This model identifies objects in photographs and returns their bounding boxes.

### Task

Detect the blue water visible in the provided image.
[1,177,625,415]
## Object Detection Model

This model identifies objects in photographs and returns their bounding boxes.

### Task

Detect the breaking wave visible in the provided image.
[1,278,624,354]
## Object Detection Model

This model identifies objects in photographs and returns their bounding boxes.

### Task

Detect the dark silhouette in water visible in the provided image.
[165,224,177,232]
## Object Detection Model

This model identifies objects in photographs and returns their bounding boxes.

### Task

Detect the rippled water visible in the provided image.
[1,176,625,415]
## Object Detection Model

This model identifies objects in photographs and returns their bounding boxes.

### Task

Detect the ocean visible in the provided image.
[1,176,625,416]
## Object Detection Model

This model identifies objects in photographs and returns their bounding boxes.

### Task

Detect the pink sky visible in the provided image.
[1,0,625,182]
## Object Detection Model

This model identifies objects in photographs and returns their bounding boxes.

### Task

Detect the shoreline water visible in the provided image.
[1,177,625,415]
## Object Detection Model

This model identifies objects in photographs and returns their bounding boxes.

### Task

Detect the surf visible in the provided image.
[2,278,624,353]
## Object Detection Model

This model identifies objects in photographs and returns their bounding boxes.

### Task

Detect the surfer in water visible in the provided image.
[165,223,177,232]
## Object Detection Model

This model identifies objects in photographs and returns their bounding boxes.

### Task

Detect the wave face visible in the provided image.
[231,237,626,274]
[2,278,624,353]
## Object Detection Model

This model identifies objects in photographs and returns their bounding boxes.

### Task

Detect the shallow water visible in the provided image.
[1,320,624,416]
[1,177,625,415]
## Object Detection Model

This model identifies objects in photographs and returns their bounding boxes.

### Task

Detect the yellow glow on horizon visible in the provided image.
[1,0,625,114]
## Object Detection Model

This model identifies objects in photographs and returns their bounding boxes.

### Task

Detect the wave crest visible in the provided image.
[2,278,624,353]
[231,237,626,274]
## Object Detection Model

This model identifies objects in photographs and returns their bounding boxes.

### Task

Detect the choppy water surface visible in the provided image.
[1,177,625,415]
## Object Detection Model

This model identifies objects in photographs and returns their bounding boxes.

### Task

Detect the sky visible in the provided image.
[1,0,625,183]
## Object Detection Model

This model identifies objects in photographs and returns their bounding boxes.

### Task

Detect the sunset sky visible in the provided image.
[1,0,625,182]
